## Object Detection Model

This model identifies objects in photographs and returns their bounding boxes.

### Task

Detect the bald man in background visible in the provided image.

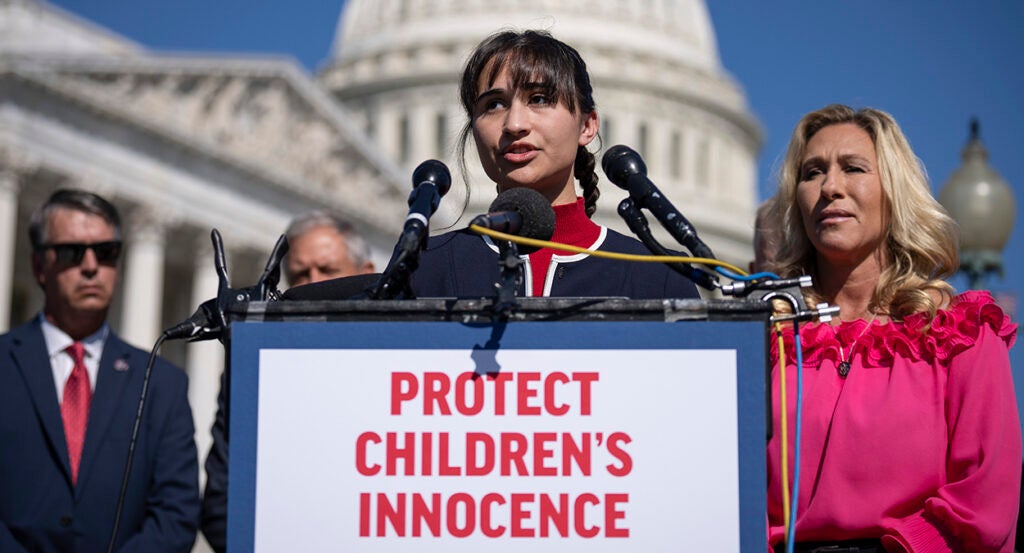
[283,211,376,286]
[199,211,375,553]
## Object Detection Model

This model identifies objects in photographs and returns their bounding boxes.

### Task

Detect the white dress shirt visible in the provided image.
[39,313,108,403]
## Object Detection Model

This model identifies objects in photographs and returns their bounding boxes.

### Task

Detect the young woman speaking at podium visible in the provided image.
[766,104,1020,553]
[411,30,699,300]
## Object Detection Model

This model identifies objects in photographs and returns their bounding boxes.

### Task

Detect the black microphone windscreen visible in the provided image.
[411,159,452,197]
[601,145,647,191]
[281,273,382,301]
[488,188,556,253]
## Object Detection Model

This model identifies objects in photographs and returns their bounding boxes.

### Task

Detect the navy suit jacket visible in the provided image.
[0,319,199,553]
[412,228,701,299]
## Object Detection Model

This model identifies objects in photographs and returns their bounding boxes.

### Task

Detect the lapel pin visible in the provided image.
[113,358,130,372]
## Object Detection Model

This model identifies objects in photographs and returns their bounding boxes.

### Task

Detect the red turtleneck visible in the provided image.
[526,197,601,296]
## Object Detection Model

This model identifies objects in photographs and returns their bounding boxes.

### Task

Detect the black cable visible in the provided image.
[107,332,165,553]
[617,198,719,290]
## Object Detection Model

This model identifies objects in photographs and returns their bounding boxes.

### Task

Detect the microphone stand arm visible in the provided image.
[248,233,289,303]
[624,173,716,261]
[369,170,448,300]
[719,275,840,324]
[181,231,289,343]
[718,274,838,446]
[493,240,522,318]
[217,230,290,439]
[112,230,287,553]
[617,199,719,291]
[368,228,422,300]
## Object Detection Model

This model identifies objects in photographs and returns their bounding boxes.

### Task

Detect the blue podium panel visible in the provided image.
[229,320,766,553]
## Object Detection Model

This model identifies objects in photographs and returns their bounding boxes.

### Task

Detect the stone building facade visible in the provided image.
[0,1,760,550]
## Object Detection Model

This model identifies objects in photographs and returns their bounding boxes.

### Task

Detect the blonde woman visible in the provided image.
[767,105,1020,552]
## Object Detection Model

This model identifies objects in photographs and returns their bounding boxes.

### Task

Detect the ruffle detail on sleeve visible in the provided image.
[771,291,1016,368]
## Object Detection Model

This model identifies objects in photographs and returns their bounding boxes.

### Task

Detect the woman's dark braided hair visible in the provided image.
[457,29,601,217]
[574,144,600,217]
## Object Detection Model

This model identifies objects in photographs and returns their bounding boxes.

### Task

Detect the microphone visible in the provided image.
[470,187,556,311]
[369,160,452,299]
[470,187,555,254]
[162,230,289,342]
[163,298,220,341]
[402,159,452,253]
[470,211,521,234]
[601,145,715,260]
[617,198,719,290]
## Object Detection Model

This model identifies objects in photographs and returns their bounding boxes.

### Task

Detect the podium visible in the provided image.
[226,297,771,552]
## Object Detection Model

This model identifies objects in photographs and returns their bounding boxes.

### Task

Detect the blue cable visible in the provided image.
[786,321,804,553]
[715,267,780,281]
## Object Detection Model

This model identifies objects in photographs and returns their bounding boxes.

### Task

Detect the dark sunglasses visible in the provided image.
[39,241,123,266]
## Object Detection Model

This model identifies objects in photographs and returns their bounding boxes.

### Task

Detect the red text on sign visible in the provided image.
[358,492,629,538]
[355,431,632,477]
[390,371,599,416]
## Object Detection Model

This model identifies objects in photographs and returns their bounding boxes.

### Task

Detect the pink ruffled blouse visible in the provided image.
[767,291,1021,552]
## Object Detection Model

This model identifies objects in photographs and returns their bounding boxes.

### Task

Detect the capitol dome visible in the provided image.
[319,0,761,265]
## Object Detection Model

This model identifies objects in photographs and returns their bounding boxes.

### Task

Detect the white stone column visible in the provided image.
[411,103,435,167]
[120,209,167,349]
[707,135,723,198]
[693,130,711,191]
[648,120,671,186]
[186,236,224,489]
[0,168,20,332]
[681,123,697,189]
[615,111,639,155]
[377,103,400,163]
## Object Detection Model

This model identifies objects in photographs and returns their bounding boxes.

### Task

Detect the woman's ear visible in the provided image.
[578,110,599,147]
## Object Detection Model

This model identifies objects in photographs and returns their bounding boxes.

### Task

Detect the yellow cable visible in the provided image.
[469,224,749,276]
[776,321,791,533]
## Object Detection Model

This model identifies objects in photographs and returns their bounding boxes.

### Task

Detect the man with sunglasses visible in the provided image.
[0,189,199,553]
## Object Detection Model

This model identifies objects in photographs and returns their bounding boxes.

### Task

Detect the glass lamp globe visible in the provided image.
[938,120,1016,286]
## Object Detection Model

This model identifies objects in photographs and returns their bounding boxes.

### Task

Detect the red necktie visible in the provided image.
[62,342,92,485]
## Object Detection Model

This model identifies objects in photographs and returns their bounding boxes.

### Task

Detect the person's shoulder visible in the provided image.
[414,229,495,298]
[600,228,651,254]
[106,332,188,383]
[926,288,952,310]
[0,321,25,344]
[600,228,693,261]
[903,290,1016,362]
[423,228,483,252]
[931,290,1010,323]
[598,228,701,299]
[419,228,493,269]
[1,319,41,337]
[0,319,42,350]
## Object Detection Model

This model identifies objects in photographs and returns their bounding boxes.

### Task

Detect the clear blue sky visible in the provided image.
[49,0,1024,416]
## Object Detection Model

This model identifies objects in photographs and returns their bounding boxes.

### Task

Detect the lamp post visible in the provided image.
[938,119,1016,289]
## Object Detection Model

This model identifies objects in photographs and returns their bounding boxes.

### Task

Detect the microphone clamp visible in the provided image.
[162,230,289,342]
[719,275,812,297]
